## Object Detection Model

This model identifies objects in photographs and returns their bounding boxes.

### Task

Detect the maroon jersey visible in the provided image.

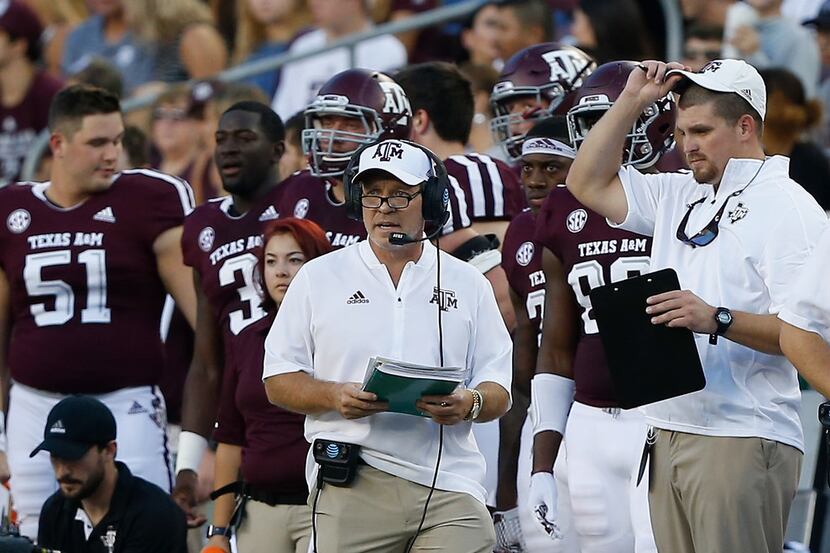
[213,315,308,494]
[441,153,526,235]
[182,191,283,341]
[0,170,193,393]
[275,170,365,248]
[0,71,63,185]
[534,186,652,407]
[502,209,545,341]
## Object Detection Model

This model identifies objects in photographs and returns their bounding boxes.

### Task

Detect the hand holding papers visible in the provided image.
[362,357,467,417]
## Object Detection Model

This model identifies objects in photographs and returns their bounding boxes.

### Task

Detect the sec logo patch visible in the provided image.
[516,241,535,266]
[198,227,215,252]
[294,199,310,219]
[6,209,30,234]
[566,209,587,233]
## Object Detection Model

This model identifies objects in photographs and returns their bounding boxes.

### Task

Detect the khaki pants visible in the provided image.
[648,429,802,553]
[310,464,495,553]
[236,500,312,553]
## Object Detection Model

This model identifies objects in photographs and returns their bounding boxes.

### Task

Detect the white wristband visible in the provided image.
[469,249,502,274]
[529,374,575,437]
[175,431,208,475]
[0,413,6,453]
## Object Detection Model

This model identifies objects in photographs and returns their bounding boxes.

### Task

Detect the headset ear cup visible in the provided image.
[344,143,368,221]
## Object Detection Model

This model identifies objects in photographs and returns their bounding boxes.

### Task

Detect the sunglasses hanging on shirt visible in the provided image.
[675,160,766,248]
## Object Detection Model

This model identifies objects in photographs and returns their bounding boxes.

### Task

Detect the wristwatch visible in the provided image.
[709,307,733,345]
[464,388,484,421]
[206,525,233,539]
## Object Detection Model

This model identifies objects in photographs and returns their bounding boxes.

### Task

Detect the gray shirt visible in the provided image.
[744,16,821,98]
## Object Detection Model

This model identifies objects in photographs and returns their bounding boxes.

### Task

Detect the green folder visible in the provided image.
[362,357,465,417]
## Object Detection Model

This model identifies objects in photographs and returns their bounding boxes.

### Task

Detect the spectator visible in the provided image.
[729,0,820,98]
[0,0,63,186]
[571,0,655,64]
[682,23,724,72]
[760,67,830,208]
[270,0,407,120]
[680,0,734,27]
[204,219,331,553]
[124,0,228,85]
[150,85,217,202]
[803,0,830,146]
[232,0,311,98]
[118,125,150,169]
[67,57,124,98]
[36,396,187,552]
[280,111,307,177]
[459,2,502,69]
[384,0,449,64]
[459,62,501,157]
[24,0,87,78]
[61,0,154,95]
[495,0,553,62]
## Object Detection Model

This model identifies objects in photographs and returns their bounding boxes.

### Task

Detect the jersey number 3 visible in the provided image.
[24,249,111,327]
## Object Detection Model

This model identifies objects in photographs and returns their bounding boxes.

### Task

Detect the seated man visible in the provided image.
[35,396,187,553]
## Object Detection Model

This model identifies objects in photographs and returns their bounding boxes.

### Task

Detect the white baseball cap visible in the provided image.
[353,140,436,186]
[666,59,766,120]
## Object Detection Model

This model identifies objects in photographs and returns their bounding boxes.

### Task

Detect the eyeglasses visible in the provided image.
[360,190,421,209]
[152,107,189,122]
[675,160,765,248]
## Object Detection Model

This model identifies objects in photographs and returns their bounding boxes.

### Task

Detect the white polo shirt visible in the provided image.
[262,239,512,504]
[612,155,827,451]
[779,224,830,341]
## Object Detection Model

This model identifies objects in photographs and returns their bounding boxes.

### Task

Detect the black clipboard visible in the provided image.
[589,268,705,409]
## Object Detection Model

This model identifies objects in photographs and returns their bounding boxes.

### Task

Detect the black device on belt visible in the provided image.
[312,438,363,486]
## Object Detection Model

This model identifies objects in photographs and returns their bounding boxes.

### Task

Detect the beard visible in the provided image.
[59,467,105,501]
[688,157,718,184]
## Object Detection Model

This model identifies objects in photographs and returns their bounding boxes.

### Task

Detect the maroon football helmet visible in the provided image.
[302,69,412,178]
[567,61,676,170]
[490,43,595,162]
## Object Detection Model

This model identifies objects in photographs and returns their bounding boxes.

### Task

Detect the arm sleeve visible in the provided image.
[263,268,315,380]
[180,215,198,268]
[467,275,513,401]
[759,200,828,314]
[779,223,830,340]
[139,173,195,243]
[212,357,246,446]
[608,165,667,237]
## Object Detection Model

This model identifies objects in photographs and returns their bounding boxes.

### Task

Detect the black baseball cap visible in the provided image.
[30,396,117,460]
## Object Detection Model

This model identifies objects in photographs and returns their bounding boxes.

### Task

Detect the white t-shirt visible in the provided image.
[271,28,408,120]
[779,224,830,341]
[612,155,827,451]
[263,240,512,504]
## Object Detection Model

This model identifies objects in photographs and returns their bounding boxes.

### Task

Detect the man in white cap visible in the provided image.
[261,139,512,552]
[565,58,828,552]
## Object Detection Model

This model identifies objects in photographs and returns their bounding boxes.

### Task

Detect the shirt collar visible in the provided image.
[72,461,133,527]
[715,155,789,197]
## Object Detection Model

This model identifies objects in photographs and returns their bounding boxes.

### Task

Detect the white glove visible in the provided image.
[493,507,524,553]
[528,472,562,540]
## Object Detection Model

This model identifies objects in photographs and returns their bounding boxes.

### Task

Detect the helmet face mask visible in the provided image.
[490,43,595,162]
[566,61,676,170]
[303,70,412,178]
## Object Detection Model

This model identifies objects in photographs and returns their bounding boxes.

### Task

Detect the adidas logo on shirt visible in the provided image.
[128,401,148,415]
[346,290,369,304]
[50,420,66,434]
[259,205,279,221]
[93,206,116,223]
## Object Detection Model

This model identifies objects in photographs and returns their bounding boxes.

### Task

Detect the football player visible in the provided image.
[529,61,676,552]
[172,101,291,525]
[277,68,412,249]
[490,43,595,164]
[0,85,196,538]
[498,116,580,553]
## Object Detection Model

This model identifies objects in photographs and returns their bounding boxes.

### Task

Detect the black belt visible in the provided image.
[210,481,308,506]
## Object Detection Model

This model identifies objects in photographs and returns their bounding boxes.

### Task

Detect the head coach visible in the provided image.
[262,138,512,553]
[564,58,827,553]
[35,396,187,553]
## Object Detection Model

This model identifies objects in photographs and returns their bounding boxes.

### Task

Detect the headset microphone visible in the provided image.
[388,225,444,246]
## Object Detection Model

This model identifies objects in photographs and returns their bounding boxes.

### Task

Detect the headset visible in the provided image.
[342,139,451,226]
